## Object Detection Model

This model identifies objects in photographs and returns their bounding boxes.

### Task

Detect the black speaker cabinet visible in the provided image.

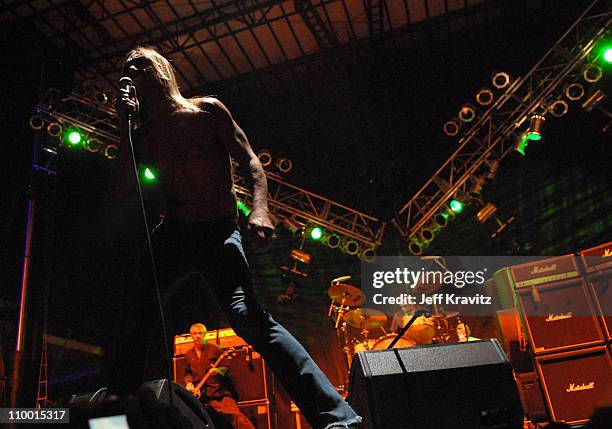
[535,346,612,425]
[348,339,523,429]
[69,380,215,429]
[515,279,604,354]
[142,380,216,429]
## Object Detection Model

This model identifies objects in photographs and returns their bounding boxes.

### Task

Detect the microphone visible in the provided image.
[119,76,134,120]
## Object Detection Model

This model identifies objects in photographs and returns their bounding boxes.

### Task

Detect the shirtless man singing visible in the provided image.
[111,46,361,429]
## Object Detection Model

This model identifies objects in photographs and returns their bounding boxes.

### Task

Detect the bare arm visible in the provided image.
[204,97,274,240]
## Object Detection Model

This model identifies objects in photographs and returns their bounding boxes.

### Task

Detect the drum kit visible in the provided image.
[327,276,470,373]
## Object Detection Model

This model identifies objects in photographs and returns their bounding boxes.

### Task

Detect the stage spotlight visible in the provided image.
[236,200,251,216]
[257,150,272,167]
[104,144,118,159]
[47,122,62,138]
[326,234,341,249]
[476,203,498,223]
[434,212,449,228]
[604,47,612,63]
[420,228,435,243]
[525,114,545,141]
[84,138,102,153]
[290,249,311,264]
[276,158,293,173]
[408,239,423,256]
[491,71,511,89]
[344,240,360,256]
[63,127,85,146]
[449,199,464,213]
[564,83,585,101]
[29,115,44,130]
[458,104,477,123]
[475,88,494,106]
[309,227,323,240]
[361,247,376,262]
[549,99,569,117]
[514,133,529,156]
[142,167,157,182]
[443,119,460,137]
[582,63,603,83]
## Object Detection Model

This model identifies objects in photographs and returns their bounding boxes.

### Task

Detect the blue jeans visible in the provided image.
[110,217,361,429]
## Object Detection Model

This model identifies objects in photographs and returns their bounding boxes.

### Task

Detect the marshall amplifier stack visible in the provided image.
[497,243,612,425]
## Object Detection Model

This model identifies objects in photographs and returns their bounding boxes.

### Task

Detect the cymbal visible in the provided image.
[328,284,365,307]
[343,308,387,329]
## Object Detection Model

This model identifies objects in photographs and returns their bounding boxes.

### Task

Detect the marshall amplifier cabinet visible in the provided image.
[535,346,612,425]
[509,255,581,289]
[515,278,604,354]
[174,328,247,356]
[580,241,612,273]
[588,268,612,341]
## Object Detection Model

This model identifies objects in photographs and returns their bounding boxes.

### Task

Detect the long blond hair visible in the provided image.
[123,46,201,112]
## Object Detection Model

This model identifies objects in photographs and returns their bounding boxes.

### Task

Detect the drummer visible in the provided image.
[389,304,431,331]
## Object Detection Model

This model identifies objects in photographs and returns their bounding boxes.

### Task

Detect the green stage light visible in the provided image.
[142,167,157,182]
[516,134,529,156]
[449,199,464,213]
[236,200,251,216]
[604,47,612,63]
[64,128,84,146]
[310,227,323,240]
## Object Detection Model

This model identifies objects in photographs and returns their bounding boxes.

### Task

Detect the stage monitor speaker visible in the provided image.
[142,379,216,429]
[69,380,215,429]
[348,339,523,429]
[515,279,604,354]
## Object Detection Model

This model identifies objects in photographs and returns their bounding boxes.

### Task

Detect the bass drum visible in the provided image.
[371,334,416,350]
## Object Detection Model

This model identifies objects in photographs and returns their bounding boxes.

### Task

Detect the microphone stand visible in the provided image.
[387,309,430,349]
[121,98,173,405]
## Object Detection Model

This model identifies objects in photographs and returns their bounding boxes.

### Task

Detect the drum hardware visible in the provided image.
[342,308,387,330]
[327,281,365,329]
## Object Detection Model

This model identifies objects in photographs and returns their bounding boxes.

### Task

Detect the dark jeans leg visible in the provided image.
[201,226,361,429]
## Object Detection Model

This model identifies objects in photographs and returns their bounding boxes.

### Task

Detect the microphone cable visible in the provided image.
[119,77,174,404]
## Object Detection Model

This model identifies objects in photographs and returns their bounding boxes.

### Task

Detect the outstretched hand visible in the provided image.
[247,208,275,243]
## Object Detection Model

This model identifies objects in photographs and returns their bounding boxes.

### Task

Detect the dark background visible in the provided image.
[1,0,610,402]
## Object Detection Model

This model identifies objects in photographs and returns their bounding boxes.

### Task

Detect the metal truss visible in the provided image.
[393,0,611,242]
[234,172,386,250]
[32,90,386,251]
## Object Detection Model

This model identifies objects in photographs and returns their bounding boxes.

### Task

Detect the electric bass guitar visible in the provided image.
[191,347,235,398]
